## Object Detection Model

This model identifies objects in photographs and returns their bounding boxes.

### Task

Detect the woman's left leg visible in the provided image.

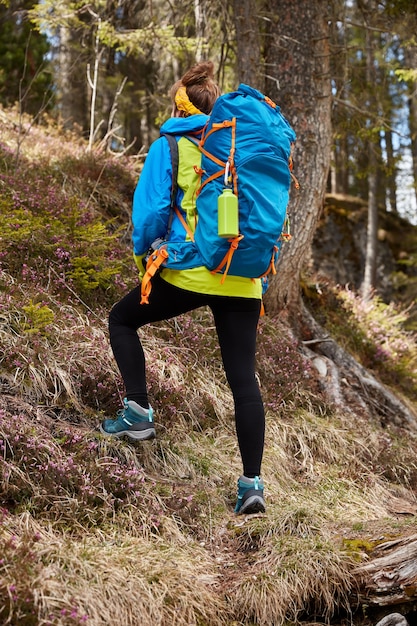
[102,275,208,439]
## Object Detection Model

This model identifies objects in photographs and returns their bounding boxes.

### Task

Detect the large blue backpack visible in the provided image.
[194,83,297,280]
[140,84,297,303]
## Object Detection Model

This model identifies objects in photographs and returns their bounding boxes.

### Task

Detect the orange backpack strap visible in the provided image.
[198,117,241,282]
[139,134,179,305]
[174,206,194,242]
[198,118,238,197]
[256,245,279,279]
[140,247,169,304]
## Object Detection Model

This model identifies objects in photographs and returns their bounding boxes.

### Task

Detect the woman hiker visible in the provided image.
[100,61,266,515]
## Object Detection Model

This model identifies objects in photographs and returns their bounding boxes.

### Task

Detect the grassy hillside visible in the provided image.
[1,108,417,626]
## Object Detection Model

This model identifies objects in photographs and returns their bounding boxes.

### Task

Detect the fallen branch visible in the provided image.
[354,534,417,607]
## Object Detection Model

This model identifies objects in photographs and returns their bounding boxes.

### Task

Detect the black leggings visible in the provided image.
[108,273,265,477]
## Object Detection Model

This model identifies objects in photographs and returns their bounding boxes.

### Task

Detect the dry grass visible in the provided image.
[2,370,416,625]
[2,292,417,624]
[0,513,228,626]
[2,272,417,625]
[226,534,355,626]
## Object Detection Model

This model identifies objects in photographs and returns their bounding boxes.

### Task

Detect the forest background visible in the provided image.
[1,1,417,625]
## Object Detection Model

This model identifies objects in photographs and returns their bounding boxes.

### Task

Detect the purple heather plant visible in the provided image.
[0,409,149,524]
[333,288,417,394]
[0,147,136,309]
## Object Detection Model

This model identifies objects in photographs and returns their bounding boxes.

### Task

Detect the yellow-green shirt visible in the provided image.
[161,266,262,298]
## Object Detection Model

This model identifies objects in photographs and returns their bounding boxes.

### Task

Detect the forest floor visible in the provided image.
[0,107,417,626]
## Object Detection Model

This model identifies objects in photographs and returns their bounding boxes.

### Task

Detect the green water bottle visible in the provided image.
[218,188,239,238]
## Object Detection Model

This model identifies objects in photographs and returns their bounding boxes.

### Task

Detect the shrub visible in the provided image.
[335,288,417,394]
[0,146,135,308]
[0,409,154,528]
[256,316,313,412]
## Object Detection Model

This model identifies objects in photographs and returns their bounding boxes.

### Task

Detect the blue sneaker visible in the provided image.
[99,398,155,441]
[234,475,266,515]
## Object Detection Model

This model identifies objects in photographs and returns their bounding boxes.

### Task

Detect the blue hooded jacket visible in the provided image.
[132,114,208,257]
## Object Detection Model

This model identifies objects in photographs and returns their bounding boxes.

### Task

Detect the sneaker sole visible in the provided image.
[238,495,266,515]
[99,425,156,441]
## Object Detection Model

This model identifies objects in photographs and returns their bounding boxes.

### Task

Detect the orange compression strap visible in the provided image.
[254,245,279,281]
[198,118,237,197]
[264,95,277,109]
[211,234,244,283]
[196,168,225,197]
[290,171,300,189]
[288,144,300,190]
[140,247,169,304]
[199,119,235,152]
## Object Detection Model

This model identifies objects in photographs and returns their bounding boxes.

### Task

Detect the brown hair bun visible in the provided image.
[171,61,221,115]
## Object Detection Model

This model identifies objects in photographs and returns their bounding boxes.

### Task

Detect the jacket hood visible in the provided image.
[160,114,209,136]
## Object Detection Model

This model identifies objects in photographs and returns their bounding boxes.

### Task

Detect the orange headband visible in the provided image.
[174,85,203,116]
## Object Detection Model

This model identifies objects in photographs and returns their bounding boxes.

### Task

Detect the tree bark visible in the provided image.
[385,129,398,214]
[263,0,332,317]
[362,152,378,300]
[405,45,417,211]
[57,24,88,131]
[194,0,206,63]
[233,0,263,91]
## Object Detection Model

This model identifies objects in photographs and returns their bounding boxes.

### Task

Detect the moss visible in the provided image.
[342,538,378,561]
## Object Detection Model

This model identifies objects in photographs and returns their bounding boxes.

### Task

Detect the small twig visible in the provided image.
[85,160,107,210]
[302,337,332,345]
[107,136,137,158]
[49,266,100,318]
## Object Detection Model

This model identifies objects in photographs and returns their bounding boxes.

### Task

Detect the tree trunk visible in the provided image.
[194,0,206,63]
[405,45,417,211]
[57,24,88,131]
[233,0,263,91]
[262,0,332,317]
[385,129,398,214]
[361,8,379,301]
[362,154,378,300]
[337,134,350,194]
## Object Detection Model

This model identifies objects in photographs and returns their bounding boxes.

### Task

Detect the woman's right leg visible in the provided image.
[210,297,264,478]
[210,296,266,514]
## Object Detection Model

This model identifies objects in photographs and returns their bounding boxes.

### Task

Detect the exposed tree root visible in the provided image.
[300,302,417,432]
